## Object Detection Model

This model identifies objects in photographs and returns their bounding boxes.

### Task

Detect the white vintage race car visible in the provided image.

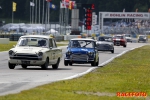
[8,35,62,69]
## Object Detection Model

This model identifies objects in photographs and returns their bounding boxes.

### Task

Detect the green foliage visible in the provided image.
[0,0,150,23]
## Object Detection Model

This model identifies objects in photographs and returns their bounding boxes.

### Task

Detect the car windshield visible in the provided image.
[98,37,113,42]
[17,37,48,48]
[139,36,145,38]
[114,36,123,39]
[69,40,95,48]
[125,34,131,37]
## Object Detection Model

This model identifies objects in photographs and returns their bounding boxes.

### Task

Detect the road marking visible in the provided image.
[61,45,145,81]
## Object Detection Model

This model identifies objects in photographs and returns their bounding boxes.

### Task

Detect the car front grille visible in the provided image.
[70,54,88,61]
[97,44,112,49]
[12,53,40,60]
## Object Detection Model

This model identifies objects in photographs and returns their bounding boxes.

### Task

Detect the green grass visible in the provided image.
[0,41,16,51]
[0,45,150,100]
[0,41,67,52]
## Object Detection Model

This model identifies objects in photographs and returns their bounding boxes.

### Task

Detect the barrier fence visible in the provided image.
[0,34,65,41]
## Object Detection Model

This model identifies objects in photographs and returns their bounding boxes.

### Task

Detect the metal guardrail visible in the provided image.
[0,34,65,41]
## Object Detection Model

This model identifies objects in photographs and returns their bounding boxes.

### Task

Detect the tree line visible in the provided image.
[0,0,150,23]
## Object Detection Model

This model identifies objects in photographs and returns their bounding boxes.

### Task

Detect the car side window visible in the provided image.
[52,39,57,48]
[68,41,71,47]
[49,39,53,48]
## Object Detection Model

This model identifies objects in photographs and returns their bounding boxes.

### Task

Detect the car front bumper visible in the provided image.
[65,54,95,63]
[8,59,45,66]
[126,39,132,42]
[114,41,125,46]
[97,44,113,51]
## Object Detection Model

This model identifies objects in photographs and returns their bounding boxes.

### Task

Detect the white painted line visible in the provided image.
[61,45,145,81]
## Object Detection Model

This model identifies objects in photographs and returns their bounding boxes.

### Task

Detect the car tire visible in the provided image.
[123,45,126,47]
[69,62,72,66]
[8,62,15,69]
[111,48,114,53]
[96,58,99,66]
[21,65,27,69]
[64,60,68,66]
[41,58,49,69]
[52,58,60,69]
[91,58,96,66]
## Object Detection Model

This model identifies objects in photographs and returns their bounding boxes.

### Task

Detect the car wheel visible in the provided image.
[111,48,114,53]
[41,58,49,69]
[123,45,126,47]
[52,58,60,69]
[96,58,99,66]
[8,62,15,69]
[64,60,68,66]
[91,58,96,66]
[21,65,27,69]
[69,62,72,66]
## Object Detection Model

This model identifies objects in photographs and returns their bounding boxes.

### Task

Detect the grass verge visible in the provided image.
[0,41,67,52]
[0,45,150,100]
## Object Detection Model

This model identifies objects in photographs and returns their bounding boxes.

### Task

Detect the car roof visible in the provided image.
[20,35,53,39]
[124,34,131,35]
[98,35,112,38]
[71,38,95,41]
[139,35,146,36]
[114,34,123,36]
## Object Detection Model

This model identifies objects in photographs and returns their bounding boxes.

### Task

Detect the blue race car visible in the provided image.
[64,38,99,66]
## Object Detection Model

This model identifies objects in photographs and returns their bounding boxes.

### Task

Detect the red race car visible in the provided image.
[113,35,127,47]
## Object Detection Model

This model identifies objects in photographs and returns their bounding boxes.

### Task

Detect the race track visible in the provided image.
[0,42,147,96]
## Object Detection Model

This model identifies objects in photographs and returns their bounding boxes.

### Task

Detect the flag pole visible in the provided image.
[45,1,48,30]
[39,0,40,24]
[59,1,61,34]
[12,10,13,23]
[49,2,51,30]
[42,0,44,24]
[30,4,31,24]
[35,0,37,23]
[48,2,49,29]
[32,0,34,24]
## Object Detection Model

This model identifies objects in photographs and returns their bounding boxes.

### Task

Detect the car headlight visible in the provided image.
[88,51,94,56]
[66,51,71,55]
[9,50,15,56]
[38,52,43,57]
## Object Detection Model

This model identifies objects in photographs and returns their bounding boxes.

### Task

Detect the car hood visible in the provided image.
[11,47,48,54]
[68,48,95,54]
[96,41,113,45]
[125,37,132,39]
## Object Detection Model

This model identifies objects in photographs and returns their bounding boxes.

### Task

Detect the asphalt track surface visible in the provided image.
[0,42,147,96]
